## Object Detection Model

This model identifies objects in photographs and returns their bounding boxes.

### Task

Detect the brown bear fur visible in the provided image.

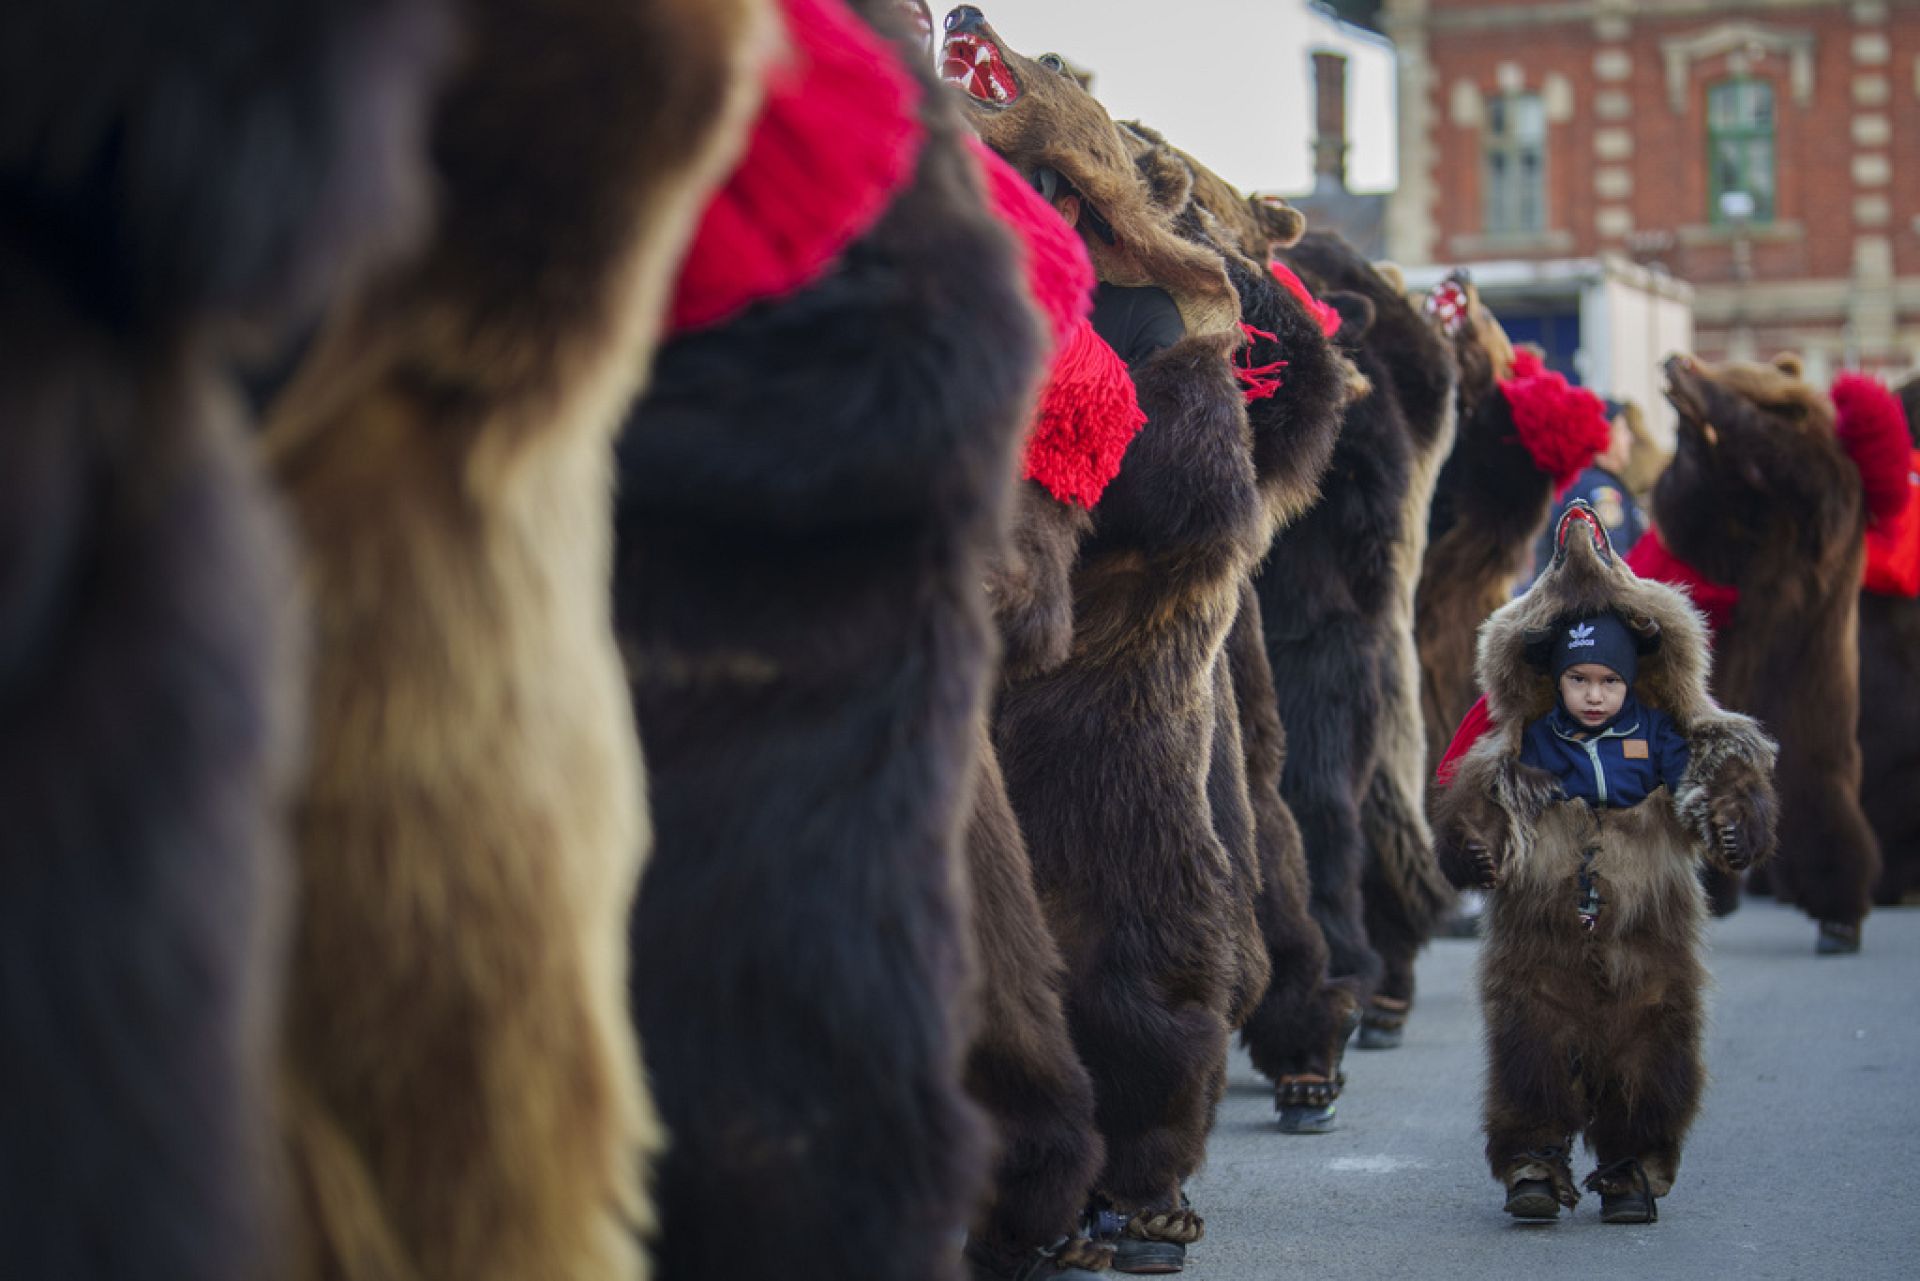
[0,0,444,1275]
[261,2,774,1277]
[958,13,1261,1234]
[1432,517,1777,1204]
[614,7,1041,1276]
[1245,233,1455,1092]
[962,482,1107,1272]
[1860,376,1920,903]
[1413,279,1524,772]
[1655,354,1882,933]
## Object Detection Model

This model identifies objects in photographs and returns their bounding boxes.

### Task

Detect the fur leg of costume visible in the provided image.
[615,29,1035,1275]
[266,2,774,1276]
[1,0,443,1275]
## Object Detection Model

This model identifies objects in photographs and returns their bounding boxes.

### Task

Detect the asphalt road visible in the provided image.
[1182,898,1919,1280]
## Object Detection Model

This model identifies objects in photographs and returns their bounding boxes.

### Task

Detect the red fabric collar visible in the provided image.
[669,0,925,333]
[1623,528,1741,639]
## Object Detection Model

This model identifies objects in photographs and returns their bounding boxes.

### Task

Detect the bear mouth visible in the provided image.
[941,30,1021,107]
[1662,355,1716,442]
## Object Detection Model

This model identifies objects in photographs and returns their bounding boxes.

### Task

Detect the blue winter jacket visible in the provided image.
[1518,694,1690,809]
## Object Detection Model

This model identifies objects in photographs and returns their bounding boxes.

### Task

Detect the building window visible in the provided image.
[1483,92,1547,235]
[1707,78,1775,223]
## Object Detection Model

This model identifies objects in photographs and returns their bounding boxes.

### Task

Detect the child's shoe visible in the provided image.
[1586,1158,1659,1224]
[1501,1178,1561,1220]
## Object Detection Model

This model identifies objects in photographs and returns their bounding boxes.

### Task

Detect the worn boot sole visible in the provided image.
[1110,1238,1185,1275]
[1276,1103,1338,1134]
[1503,1188,1561,1220]
[1600,1192,1656,1224]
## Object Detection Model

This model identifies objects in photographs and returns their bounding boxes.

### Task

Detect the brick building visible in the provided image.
[1380,0,1920,387]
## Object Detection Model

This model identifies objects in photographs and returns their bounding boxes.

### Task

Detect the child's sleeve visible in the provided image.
[1659,715,1693,795]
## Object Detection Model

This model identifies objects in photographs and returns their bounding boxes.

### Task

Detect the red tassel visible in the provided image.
[1235,322,1287,403]
[1832,372,1912,528]
[669,0,925,333]
[1268,260,1341,338]
[1863,447,1920,598]
[1499,350,1611,492]
[1025,317,1147,508]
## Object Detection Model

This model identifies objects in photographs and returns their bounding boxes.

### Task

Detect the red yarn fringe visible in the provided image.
[1268,260,1342,338]
[669,0,925,333]
[1235,322,1287,403]
[1499,348,1611,494]
[1025,317,1147,509]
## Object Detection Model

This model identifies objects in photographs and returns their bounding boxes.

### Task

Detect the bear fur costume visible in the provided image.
[613,5,1041,1277]
[1433,506,1777,1209]
[1413,278,1529,773]
[1651,354,1882,941]
[1112,118,1356,1047]
[1118,129,1384,1107]
[1246,232,1456,1105]
[952,125,1136,1281]
[1860,375,1920,903]
[0,1,443,1277]
[1346,269,1461,1052]
[260,2,773,1277]
[948,9,1265,1244]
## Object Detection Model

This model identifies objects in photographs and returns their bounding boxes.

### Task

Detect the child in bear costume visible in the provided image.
[1432,503,1778,1225]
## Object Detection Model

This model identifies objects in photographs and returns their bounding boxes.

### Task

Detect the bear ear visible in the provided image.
[1770,352,1805,379]
[1133,145,1194,213]
[1325,290,1376,343]
[1624,612,1663,655]
[1251,194,1306,250]
[1373,261,1408,294]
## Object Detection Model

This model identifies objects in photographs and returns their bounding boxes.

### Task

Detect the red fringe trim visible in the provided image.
[1268,260,1342,338]
[1235,322,1287,403]
[669,0,925,333]
[1025,318,1147,509]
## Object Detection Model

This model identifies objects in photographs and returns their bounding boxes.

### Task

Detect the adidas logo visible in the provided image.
[1568,622,1596,649]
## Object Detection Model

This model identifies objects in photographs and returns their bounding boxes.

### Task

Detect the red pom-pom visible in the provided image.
[968,135,1092,354]
[669,0,925,333]
[1268,261,1342,339]
[1025,317,1147,508]
[1832,372,1912,528]
[1499,352,1611,492]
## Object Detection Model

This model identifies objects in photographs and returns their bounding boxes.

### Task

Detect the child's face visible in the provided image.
[1559,663,1627,727]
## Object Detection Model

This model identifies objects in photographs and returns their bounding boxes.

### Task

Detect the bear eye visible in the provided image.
[1038,52,1066,73]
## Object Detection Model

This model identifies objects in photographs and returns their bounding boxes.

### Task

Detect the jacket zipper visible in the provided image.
[1554,719,1639,807]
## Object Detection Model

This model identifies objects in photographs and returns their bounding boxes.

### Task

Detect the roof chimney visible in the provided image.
[1312,50,1349,193]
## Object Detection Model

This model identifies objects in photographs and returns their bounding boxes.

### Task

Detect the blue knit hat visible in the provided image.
[1550,613,1637,684]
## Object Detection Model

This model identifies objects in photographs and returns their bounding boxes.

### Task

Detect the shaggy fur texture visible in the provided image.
[1655,354,1882,930]
[964,480,1106,1270]
[1432,519,1777,1203]
[1414,283,1527,772]
[262,2,773,1278]
[1863,378,1920,902]
[613,11,1039,1276]
[955,13,1257,1236]
[1248,233,1453,1079]
[0,1,443,1276]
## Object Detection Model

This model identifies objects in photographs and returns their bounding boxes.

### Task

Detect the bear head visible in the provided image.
[935,5,1237,338]
[1657,352,1863,585]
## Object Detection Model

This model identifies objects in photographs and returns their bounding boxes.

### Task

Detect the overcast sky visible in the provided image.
[946,0,1398,196]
